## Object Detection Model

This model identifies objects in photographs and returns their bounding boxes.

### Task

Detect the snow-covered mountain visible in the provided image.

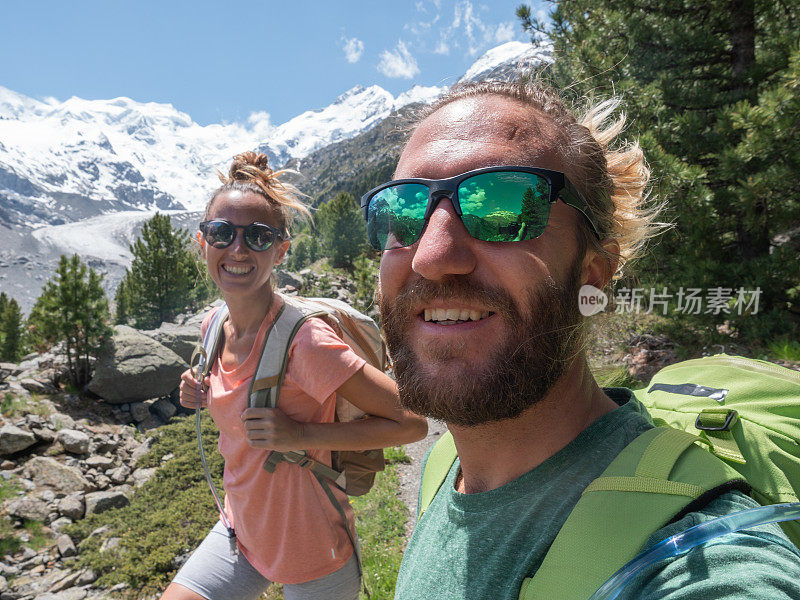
[0,40,550,310]
[460,40,552,82]
[0,40,546,229]
[0,84,443,229]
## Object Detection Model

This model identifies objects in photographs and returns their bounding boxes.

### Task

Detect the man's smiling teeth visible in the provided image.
[424,308,490,323]
[223,265,253,275]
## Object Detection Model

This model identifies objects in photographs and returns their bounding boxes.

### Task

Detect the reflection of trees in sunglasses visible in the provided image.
[367,173,556,247]
[203,221,277,251]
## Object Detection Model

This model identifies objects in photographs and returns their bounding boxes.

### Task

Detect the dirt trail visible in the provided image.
[396,418,448,540]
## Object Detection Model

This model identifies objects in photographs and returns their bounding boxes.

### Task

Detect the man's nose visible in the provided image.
[411,197,477,281]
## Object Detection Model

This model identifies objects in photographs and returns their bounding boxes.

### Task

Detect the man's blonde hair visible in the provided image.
[414,80,664,276]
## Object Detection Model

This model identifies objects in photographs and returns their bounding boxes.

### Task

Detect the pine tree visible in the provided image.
[0,298,23,363]
[0,292,8,354]
[121,212,196,329]
[27,254,111,387]
[316,192,368,270]
[519,1,800,335]
[114,278,129,325]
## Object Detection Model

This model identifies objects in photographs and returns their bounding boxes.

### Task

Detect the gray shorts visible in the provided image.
[172,521,360,600]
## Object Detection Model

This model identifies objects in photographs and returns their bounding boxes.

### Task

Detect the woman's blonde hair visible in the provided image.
[205,151,310,236]
[414,79,665,277]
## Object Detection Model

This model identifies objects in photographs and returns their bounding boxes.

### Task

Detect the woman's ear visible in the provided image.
[197,231,206,256]
[273,240,291,266]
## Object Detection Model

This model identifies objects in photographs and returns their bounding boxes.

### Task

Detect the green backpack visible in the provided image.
[418,354,800,600]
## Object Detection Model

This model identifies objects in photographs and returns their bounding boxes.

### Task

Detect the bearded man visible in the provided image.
[359,80,800,599]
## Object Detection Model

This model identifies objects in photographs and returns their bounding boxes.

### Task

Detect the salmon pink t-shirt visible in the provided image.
[201,297,366,584]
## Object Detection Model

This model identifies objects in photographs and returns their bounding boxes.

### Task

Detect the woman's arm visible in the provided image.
[241,363,427,452]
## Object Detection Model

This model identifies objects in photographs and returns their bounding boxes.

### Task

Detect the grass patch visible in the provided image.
[0,478,24,557]
[22,519,51,550]
[593,366,647,391]
[65,414,411,600]
[64,414,223,598]
[384,446,411,465]
[766,337,800,362]
[0,520,22,558]
[1,392,52,420]
[351,462,408,599]
[1,393,23,417]
[0,477,21,503]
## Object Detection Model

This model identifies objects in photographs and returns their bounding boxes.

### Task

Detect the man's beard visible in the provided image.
[379,260,585,427]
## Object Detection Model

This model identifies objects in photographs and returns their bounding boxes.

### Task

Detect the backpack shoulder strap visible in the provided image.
[191,304,230,380]
[519,426,747,600]
[248,294,327,409]
[418,430,457,520]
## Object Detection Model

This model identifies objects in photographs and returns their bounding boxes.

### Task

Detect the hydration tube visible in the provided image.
[588,502,800,600]
[191,344,238,557]
[195,405,238,556]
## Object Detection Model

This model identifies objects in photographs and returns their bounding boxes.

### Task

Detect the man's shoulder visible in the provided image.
[620,490,800,599]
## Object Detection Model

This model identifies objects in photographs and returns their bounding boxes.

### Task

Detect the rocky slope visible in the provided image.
[0,268,369,600]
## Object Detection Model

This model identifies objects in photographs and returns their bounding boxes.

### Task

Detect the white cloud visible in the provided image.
[494,21,515,44]
[377,41,420,79]
[246,111,274,139]
[431,1,522,56]
[342,36,364,64]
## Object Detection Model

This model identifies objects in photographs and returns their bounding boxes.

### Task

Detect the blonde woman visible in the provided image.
[161,152,427,600]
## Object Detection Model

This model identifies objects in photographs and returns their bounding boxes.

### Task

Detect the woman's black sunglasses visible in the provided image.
[199,220,284,252]
[360,165,602,250]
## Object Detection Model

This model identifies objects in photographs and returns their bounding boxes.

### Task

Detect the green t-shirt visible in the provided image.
[395,389,800,600]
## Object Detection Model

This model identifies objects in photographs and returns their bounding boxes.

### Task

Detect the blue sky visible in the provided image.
[0,0,548,126]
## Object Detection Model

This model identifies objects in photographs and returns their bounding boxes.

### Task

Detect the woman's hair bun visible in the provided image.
[206,151,311,229]
[223,151,275,188]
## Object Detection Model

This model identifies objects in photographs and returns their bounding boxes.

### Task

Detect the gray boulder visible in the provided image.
[50,413,76,430]
[84,488,130,515]
[56,494,85,520]
[56,534,77,558]
[24,456,91,493]
[132,467,157,487]
[275,269,304,289]
[108,464,131,484]
[151,397,177,422]
[129,401,151,422]
[182,299,223,329]
[56,429,90,454]
[87,325,187,403]
[0,425,37,455]
[142,322,201,364]
[0,362,18,382]
[85,455,114,470]
[19,378,54,394]
[50,517,73,533]
[5,496,49,521]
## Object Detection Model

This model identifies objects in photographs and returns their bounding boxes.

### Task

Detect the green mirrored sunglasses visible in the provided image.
[360,166,601,251]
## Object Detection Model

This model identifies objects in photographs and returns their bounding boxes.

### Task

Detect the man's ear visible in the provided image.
[581,238,620,289]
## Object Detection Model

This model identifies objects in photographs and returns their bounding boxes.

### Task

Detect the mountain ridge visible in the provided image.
[0,40,551,311]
